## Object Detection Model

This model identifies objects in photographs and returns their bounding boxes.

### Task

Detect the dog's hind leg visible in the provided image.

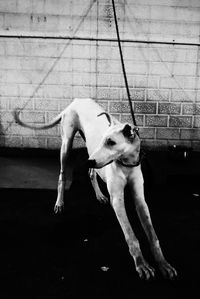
[54,138,73,213]
[54,113,76,213]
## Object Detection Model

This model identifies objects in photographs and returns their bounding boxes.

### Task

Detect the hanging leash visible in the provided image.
[111,0,149,168]
[111,0,138,130]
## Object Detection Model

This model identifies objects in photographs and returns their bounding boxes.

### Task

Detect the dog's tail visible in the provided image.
[13,109,62,130]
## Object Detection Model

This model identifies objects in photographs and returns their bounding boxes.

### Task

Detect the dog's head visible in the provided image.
[88,113,141,169]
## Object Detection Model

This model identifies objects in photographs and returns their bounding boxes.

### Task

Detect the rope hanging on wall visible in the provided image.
[111,0,137,128]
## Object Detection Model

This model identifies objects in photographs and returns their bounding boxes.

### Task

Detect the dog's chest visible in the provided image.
[96,162,135,184]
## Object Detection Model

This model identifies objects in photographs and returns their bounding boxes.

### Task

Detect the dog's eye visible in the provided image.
[106,138,116,146]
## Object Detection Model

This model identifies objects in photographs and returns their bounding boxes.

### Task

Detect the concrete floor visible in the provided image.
[0,155,59,189]
[1,146,200,191]
[1,148,200,298]
[0,148,87,190]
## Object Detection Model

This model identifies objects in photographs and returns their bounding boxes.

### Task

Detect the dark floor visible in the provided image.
[1,148,200,298]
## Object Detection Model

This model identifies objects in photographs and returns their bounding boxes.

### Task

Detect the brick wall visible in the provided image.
[1,0,200,150]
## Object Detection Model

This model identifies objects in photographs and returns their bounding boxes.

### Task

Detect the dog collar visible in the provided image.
[116,150,143,168]
[116,159,140,168]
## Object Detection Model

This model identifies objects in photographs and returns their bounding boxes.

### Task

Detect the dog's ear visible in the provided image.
[122,124,132,138]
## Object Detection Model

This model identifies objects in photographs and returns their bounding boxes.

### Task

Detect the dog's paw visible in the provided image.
[136,261,155,280]
[158,260,177,279]
[97,194,108,204]
[54,204,64,214]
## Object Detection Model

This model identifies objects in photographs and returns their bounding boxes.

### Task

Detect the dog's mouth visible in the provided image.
[103,159,113,167]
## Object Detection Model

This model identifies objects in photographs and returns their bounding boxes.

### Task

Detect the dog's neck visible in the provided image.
[116,150,143,168]
[116,158,140,167]
[116,157,140,167]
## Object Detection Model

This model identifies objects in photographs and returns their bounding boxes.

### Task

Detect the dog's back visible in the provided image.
[70,99,112,155]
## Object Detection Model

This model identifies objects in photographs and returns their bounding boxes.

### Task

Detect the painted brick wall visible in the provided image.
[1,0,200,150]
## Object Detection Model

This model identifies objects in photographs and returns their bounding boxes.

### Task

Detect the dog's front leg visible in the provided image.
[108,176,155,280]
[129,166,177,279]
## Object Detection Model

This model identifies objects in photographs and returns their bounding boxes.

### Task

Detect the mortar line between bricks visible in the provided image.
[155,128,158,139]
[156,102,158,114]
[192,115,195,128]
[180,103,183,116]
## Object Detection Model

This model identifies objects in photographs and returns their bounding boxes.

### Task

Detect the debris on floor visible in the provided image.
[100,266,110,272]
[192,193,200,198]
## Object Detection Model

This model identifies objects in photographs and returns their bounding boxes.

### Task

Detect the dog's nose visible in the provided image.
[87,159,96,168]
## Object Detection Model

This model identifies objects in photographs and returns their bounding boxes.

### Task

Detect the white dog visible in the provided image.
[14,98,177,280]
